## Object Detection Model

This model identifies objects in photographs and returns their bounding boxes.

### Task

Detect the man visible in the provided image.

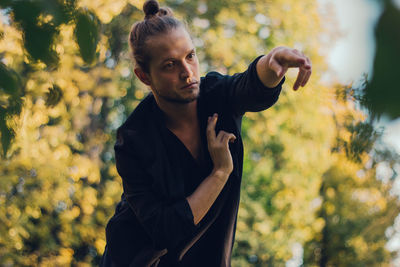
[101,1,311,266]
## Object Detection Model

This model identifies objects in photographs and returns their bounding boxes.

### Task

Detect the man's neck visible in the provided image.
[155,97,198,131]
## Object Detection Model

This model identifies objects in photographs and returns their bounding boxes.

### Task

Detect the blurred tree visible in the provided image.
[0,0,102,157]
[303,84,400,266]
[0,62,23,156]
[0,0,142,265]
[363,0,400,120]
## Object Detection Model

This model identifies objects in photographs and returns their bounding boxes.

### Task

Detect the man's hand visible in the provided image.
[206,113,236,178]
[256,46,312,91]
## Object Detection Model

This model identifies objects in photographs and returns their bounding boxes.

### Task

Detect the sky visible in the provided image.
[319,0,400,154]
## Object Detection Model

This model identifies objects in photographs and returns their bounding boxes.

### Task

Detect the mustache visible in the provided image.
[181,80,200,88]
[187,79,199,84]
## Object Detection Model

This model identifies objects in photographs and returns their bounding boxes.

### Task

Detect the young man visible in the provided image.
[101,1,311,266]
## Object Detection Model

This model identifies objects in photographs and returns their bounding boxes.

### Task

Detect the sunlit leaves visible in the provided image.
[304,159,399,266]
[0,0,123,264]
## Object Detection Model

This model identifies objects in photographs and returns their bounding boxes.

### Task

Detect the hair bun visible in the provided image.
[143,0,159,18]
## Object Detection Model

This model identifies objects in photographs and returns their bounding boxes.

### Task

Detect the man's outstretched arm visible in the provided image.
[256,46,312,91]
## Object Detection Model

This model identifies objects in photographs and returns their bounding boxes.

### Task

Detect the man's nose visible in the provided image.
[180,61,193,80]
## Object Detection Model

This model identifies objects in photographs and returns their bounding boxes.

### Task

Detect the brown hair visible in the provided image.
[128,0,184,73]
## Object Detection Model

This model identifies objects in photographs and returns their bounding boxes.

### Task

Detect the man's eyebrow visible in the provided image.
[159,48,196,63]
[160,57,175,63]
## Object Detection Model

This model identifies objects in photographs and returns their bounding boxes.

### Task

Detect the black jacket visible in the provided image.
[102,57,284,267]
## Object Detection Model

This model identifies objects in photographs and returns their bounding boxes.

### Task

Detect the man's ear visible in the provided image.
[134,67,151,86]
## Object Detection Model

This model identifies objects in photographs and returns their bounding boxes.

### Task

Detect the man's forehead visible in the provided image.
[147,29,194,60]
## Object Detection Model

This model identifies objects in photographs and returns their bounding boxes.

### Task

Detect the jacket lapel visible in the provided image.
[136,96,185,200]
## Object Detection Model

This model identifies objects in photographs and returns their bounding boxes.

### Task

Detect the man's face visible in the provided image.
[141,27,200,104]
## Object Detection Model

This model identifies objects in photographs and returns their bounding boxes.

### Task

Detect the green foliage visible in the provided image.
[45,84,63,107]
[0,61,21,96]
[2,0,98,67]
[74,8,100,65]
[0,0,98,155]
[304,161,398,267]
[0,62,23,156]
[7,0,72,67]
[332,120,382,163]
[0,109,15,157]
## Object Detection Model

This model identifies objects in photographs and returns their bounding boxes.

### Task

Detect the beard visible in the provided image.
[158,93,199,104]
[153,84,200,104]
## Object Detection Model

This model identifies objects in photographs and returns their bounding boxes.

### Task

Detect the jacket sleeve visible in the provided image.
[201,56,284,117]
[114,129,198,251]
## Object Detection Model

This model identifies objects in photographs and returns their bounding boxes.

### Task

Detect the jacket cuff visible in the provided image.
[174,198,198,233]
[251,55,286,92]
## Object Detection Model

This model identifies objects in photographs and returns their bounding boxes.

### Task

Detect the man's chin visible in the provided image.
[158,93,199,104]
[175,88,200,103]
[175,94,199,104]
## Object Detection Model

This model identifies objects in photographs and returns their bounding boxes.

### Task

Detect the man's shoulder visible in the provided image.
[200,71,228,92]
[120,93,155,131]
[114,93,158,152]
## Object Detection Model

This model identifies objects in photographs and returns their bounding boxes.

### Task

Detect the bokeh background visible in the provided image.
[0,0,399,266]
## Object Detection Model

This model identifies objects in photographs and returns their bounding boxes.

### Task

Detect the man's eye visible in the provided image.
[188,52,195,59]
[165,62,174,68]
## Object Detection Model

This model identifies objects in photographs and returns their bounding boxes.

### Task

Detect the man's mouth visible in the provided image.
[181,81,199,89]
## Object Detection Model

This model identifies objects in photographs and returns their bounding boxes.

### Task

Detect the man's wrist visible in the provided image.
[211,169,231,183]
[256,54,284,88]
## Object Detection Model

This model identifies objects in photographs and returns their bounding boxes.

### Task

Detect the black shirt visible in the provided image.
[102,56,284,267]
[161,126,212,197]
[156,101,212,266]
